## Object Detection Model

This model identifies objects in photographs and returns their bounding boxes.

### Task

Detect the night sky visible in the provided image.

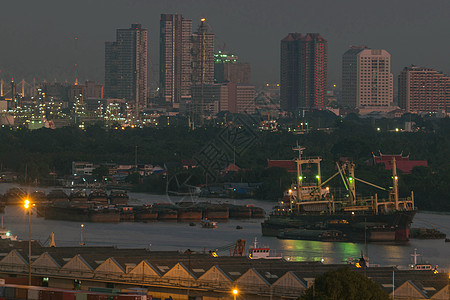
[0,0,448,88]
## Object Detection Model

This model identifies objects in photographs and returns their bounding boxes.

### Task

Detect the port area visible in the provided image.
[0,240,448,300]
[0,187,266,223]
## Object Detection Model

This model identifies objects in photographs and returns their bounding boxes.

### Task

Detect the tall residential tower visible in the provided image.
[105,24,148,115]
[159,14,193,108]
[280,33,327,112]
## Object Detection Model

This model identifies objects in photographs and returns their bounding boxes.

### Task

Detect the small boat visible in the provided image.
[248,238,281,259]
[201,219,218,228]
[0,227,17,241]
[409,248,438,272]
[445,238,450,243]
[0,217,18,241]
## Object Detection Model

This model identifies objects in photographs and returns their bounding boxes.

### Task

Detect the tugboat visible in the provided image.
[409,248,438,272]
[262,145,417,243]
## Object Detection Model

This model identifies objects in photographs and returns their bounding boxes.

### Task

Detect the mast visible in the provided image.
[293,143,305,202]
[348,162,356,204]
[392,157,399,210]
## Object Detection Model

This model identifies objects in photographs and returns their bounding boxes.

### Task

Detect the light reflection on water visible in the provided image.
[1,184,449,271]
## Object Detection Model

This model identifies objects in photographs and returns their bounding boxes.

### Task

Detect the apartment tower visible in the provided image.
[398,66,449,112]
[342,46,393,110]
[105,24,148,115]
[280,33,327,112]
[159,14,193,108]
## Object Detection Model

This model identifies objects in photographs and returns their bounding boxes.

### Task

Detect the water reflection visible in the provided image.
[1,183,449,271]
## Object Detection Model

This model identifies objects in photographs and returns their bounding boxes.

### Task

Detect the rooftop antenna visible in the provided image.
[74,34,79,83]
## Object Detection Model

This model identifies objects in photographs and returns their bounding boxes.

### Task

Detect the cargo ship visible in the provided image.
[261,146,417,243]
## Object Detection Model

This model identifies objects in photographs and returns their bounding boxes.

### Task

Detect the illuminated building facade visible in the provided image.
[159,14,193,108]
[342,46,393,110]
[398,66,449,112]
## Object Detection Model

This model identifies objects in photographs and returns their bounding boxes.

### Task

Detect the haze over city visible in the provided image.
[0,0,449,86]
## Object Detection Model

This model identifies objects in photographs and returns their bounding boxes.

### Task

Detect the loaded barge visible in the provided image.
[1,189,266,223]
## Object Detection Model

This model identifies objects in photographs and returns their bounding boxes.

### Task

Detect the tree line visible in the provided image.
[0,112,448,211]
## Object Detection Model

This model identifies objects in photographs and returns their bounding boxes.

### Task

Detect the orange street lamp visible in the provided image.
[24,199,32,285]
[232,288,238,300]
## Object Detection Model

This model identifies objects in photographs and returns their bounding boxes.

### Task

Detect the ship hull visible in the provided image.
[177,209,203,221]
[262,209,416,242]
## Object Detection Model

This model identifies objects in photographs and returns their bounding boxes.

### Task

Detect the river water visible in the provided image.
[2,184,449,272]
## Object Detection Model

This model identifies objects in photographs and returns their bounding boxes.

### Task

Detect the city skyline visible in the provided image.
[0,0,449,87]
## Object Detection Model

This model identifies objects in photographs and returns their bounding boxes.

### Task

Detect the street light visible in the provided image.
[232,288,238,300]
[24,199,32,286]
[80,224,85,246]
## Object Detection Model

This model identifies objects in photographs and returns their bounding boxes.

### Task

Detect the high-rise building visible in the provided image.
[159,14,193,107]
[190,18,215,120]
[398,66,449,112]
[280,33,327,112]
[191,19,215,86]
[342,46,393,110]
[105,24,148,115]
[214,51,251,84]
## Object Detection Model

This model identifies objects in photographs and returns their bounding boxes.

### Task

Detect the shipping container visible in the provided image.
[114,296,143,300]
[28,289,40,300]
[61,291,76,300]
[75,293,88,300]
[87,294,110,300]
[3,277,41,286]
[4,287,15,299]
[14,287,27,299]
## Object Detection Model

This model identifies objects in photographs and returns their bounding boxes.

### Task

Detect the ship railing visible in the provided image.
[294,156,322,162]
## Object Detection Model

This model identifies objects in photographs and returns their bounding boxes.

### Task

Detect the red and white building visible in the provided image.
[398,66,450,113]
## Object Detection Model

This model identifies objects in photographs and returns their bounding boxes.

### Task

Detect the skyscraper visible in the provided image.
[192,19,215,86]
[190,18,215,121]
[159,14,193,108]
[398,66,449,112]
[342,46,393,110]
[105,24,148,115]
[280,33,327,112]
